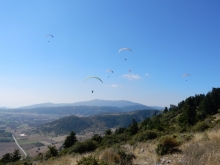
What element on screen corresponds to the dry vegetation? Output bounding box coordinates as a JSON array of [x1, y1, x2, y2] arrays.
[[34, 127, 220, 165]]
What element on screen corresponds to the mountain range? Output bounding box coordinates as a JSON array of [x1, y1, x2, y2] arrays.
[[17, 99, 164, 110], [10, 100, 163, 116]]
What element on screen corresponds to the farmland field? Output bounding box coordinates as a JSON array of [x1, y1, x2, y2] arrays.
[[0, 111, 63, 158]]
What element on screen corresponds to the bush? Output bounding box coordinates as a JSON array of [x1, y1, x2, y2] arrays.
[[77, 156, 99, 165], [176, 134, 193, 144], [135, 130, 158, 142], [156, 137, 180, 155], [192, 121, 209, 132], [117, 150, 135, 165], [100, 150, 121, 164], [69, 140, 98, 154], [100, 149, 135, 165], [44, 145, 58, 160], [77, 156, 109, 165]]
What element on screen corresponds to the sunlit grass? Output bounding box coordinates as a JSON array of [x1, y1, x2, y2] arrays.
[[32, 127, 220, 165]]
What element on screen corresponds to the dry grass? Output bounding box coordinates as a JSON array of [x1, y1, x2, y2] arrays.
[[180, 129, 220, 165], [33, 128, 220, 165], [36, 153, 95, 165]]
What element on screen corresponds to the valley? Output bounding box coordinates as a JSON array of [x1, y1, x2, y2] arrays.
[[0, 101, 159, 158]]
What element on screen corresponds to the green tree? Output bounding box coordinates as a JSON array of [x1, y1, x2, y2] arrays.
[[63, 131, 77, 148], [128, 119, 138, 135], [69, 140, 98, 154], [104, 129, 112, 135], [1, 153, 12, 163], [12, 149, 21, 162], [178, 104, 196, 127], [163, 107, 168, 113], [44, 145, 58, 159], [115, 127, 126, 135], [92, 134, 102, 143]]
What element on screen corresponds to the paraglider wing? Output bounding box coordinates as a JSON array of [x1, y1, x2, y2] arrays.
[[119, 48, 132, 52], [183, 74, 190, 81], [182, 74, 190, 77], [46, 34, 54, 38], [106, 70, 114, 73], [84, 76, 103, 83]]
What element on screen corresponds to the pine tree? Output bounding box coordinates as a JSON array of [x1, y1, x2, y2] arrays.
[[178, 104, 196, 127], [63, 131, 77, 148], [163, 107, 168, 113], [12, 149, 21, 162], [1, 153, 12, 163], [104, 129, 112, 135], [129, 119, 139, 135]]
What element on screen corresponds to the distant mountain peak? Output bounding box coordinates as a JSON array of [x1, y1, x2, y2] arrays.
[[15, 99, 163, 110]]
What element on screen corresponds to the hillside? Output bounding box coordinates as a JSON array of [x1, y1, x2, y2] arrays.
[[31, 109, 159, 135], [2, 88, 220, 165]]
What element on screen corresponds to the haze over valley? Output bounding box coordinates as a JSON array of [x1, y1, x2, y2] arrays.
[[0, 99, 161, 157]]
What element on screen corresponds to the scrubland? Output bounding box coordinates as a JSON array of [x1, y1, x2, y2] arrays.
[[34, 128, 220, 165]]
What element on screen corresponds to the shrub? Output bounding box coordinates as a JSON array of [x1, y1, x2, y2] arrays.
[[135, 130, 158, 142], [69, 140, 98, 154], [156, 137, 180, 155], [92, 134, 102, 143], [44, 145, 58, 160], [117, 150, 135, 165], [100, 150, 121, 164], [77, 156, 109, 165], [177, 134, 193, 144], [77, 156, 99, 165], [192, 121, 209, 132], [100, 149, 135, 165]]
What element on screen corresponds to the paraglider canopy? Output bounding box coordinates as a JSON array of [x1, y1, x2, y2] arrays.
[[183, 74, 190, 81], [182, 74, 190, 77], [106, 70, 113, 78], [119, 48, 132, 52], [84, 76, 103, 83], [106, 70, 114, 73], [46, 34, 54, 42], [46, 34, 54, 38]]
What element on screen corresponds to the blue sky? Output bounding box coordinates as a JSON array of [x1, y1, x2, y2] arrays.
[[0, 0, 220, 108]]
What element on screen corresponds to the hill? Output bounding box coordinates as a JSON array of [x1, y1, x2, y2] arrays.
[[32, 109, 159, 135], [13, 106, 123, 116], [2, 87, 220, 165]]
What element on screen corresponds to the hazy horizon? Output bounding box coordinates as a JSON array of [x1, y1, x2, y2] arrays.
[[2, 99, 164, 109]]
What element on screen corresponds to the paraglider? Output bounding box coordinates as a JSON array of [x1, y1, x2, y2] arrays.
[[84, 76, 103, 93], [46, 34, 54, 42], [84, 76, 103, 83], [106, 70, 114, 73], [106, 70, 114, 78], [119, 48, 132, 60], [46, 34, 54, 38], [183, 74, 190, 81], [183, 74, 190, 77], [119, 48, 132, 52]]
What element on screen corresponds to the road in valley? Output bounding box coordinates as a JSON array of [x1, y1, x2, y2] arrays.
[[12, 134, 27, 158]]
